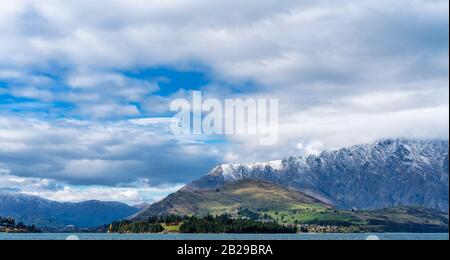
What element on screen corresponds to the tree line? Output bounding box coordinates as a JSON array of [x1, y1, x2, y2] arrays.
[[0, 216, 40, 233], [108, 214, 297, 234], [179, 214, 297, 234], [108, 220, 164, 233]]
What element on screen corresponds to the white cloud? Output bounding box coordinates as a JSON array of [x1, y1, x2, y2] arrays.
[[1, 0, 447, 85], [77, 103, 140, 119], [21, 183, 184, 205], [0, 0, 448, 202], [218, 88, 449, 164], [10, 87, 54, 102], [129, 117, 174, 126], [296, 141, 324, 157], [0, 173, 183, 204]]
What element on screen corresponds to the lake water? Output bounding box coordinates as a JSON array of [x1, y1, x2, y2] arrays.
[[0, 233, 448, 240]]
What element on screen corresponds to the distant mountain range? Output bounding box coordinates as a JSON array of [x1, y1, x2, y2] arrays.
[[186, 139, 449, 212], [0, 192, 139, 228]]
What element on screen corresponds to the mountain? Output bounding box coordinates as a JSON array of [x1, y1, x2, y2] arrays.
[[133, 179, 330, 220], [0, 192, 139, 228], [133, 179, 449, 233], [133, 203, 150, 210], [186, 139, 449, 212]]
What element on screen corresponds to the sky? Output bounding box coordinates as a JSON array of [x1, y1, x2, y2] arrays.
[[0, 0, 448, 204]]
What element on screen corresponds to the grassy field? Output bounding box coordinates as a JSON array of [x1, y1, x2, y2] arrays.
[[264, 207, 362, 225], [162, 223, 182, 233], [240, 206, 449, 233], [151, 206, 449, 233]]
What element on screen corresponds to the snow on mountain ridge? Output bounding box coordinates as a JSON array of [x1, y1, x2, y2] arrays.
[[212, 139, 448, 178], [212, 160, 285, 181], [195, 139, 449, 212]]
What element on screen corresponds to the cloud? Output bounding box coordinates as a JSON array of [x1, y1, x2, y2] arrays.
[[2, 0, 447, 107], [0, 0, 448, 202], [21, 183, 184, 205], [0, 173, 183, 204], [0, 116, 221, 186], [217, 87, 449, 163], [1, 1, 447, 119], [2, 1, 447, 86]]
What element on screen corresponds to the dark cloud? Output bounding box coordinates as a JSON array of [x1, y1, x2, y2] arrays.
[[0, 117, 221, 186]]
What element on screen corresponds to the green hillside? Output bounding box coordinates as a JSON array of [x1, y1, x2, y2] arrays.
[[133, 179, 330, 220], [132, 180, 449, 233]]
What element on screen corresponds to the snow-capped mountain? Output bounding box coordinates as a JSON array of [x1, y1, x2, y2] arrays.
[[186, 139, 449, 212]]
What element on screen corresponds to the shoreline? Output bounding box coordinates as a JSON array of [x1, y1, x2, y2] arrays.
[[1, 233, 448, 241]]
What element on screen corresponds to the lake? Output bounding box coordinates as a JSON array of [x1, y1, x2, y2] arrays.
[[0, 233, 448, 240]]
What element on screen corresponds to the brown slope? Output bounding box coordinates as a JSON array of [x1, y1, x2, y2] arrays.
[[133, 179, 330, 221]]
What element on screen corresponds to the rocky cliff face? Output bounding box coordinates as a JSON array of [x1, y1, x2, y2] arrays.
[[186, 139, 449, 212]]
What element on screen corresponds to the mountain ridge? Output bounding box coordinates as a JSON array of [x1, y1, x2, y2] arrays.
[[0, 192, 139, 228], [186, 139, 449, 212]]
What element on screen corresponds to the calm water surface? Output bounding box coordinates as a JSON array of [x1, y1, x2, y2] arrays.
[[0, 233, 448, 240]]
